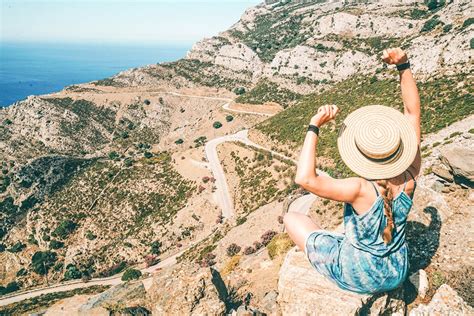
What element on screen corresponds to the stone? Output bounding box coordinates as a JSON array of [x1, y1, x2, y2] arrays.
[[430, 180, 445, 193], [277, 247, 405, 315], [409, 284, 473, 315], [409, 269, 429, 299], [440, 147, 474, 187], [260, 290, 279, 314], [432, 165, 454, 182], [146, 263, 226, 315]]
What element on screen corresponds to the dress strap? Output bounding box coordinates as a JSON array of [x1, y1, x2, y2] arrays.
[[405, 169, 417, 190], [369, 181, 380, 197]]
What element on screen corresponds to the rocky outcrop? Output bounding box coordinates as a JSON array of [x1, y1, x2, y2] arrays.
[[146, 264, 227, 315], [440, 147, 474, 187], [277, 247, 405, 315], [410, 284, 474, 315]]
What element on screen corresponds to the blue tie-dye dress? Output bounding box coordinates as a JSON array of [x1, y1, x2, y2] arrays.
[[305, 179, 415, 294]]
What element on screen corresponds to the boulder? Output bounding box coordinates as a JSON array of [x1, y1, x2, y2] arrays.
[[146, 263, 226, 315], [440, 147, 474, 187], [431, 165, 454, 183], [409, 284, 473, 315], [277, 247, 405, 315]]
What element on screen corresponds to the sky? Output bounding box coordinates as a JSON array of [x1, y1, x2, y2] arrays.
[[0, 0, 261, 44]]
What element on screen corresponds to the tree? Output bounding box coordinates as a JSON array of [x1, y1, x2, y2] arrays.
[[144, 152, 153, 159], [49, 240, 64, 249], [225, 115, 234, 122], [233, 87, 246, 95], [175, 138, 184, 145], [213, 121, 223, 129], [31, 251, 57, 275], [52, 220, 77, 239], [121, 268, 142, 281], [64, 264, 82, 280], [143, 99, 151, 105], [8, 242, 26, 253], [108, 151, 120, 160]]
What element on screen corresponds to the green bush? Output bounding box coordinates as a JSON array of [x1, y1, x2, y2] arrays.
[[233, 87, 246, 95], [144, 151, 153, 159], [49, 240, 64, 249], [226, 243, 241, 257], [121, 268, 142, 281], [86, 230, 97, 240], [470, 38, 474, 49], [462, 17, 474, 29], [8, 242, 26, 253], [421, 16, 443, 32], [64, 264, 82, 280], [52, 220, 77, 239], [0, 281, 20, 295], [442, 24, 452, 33], [108, 151, 120, 160], [16, 268, 27, 277], [225, 115, 234, 122], [235, 79, 301, 108], [213, 121, 223, 129], [31, 251, 57, 275], [150, 240, 162, 255]]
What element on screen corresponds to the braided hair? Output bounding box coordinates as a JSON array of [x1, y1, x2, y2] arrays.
[[376, 180, 394, 244]]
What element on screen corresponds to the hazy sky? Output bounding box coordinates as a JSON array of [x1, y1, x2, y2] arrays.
[[0, 0, 261, 44]]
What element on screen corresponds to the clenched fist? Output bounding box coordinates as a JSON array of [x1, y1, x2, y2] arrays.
[[382, 47, 408, 66], [311, 104, 339, 127]]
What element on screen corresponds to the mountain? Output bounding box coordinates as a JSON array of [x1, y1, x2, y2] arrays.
[[0, 0, 473, 314]]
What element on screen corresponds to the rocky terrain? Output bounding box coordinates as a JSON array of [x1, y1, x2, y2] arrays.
[[1, 0, 473, 314]]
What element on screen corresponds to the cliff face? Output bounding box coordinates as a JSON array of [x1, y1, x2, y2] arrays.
[[1, 0, 473, 314]]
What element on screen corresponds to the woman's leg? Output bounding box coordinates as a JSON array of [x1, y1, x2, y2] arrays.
[[283, 212, 320, 253]]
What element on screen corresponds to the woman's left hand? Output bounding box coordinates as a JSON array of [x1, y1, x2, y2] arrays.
[[310, 104, 339, 127]]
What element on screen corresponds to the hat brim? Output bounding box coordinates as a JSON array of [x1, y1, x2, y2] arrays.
[[337, 105, 418, 180]]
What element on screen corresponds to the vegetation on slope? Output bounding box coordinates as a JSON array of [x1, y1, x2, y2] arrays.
[[235, 79, 302, 108], [257, 74, 473, 177]]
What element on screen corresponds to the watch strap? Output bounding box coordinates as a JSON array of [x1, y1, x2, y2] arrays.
[[307, 124, 319, 136], [396, 61, 410, 71]]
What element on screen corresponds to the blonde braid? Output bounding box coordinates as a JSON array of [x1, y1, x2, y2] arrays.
[[376, 180, 394, 244]]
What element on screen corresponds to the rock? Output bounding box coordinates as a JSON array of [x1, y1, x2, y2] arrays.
[[146, 263, 226, 315], [260, 290, 279, 314], [78, 281, 149, 314], [409, 284, 473, 315], [430, 180, 445, 193], [440, 147, 474, 187], [432, 165, 454, 183], [44, 295, 108, 316], [277, 247, 405, 315], [409, 269, 429, 299]]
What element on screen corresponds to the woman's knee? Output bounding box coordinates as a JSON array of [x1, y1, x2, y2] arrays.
[[283, 212, 296, 229]]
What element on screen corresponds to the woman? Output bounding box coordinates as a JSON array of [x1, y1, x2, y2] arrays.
[[284, 47, 421, 294]]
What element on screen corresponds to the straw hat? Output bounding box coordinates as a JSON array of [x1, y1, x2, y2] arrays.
[[337, 105, 418, 180]]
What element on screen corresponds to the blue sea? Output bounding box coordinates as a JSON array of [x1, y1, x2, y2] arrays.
[[0, 41, 191, 107]]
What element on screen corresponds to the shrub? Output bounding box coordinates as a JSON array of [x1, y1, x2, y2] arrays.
[[8, 242, 26, 253], [31, 251, 57, 275], [266, 233, 295, 259], [3, 119, 13, 125], [198, 252, 216, 267], [233, 87, 246, 95], [253, 241, 263, 250], [121, 268, 142, 281], [202, 176, 210, 183], [64, 265, 82, 280], [99, 261, 126, 277], [143, 99, 151, 105], [213, 121, 223, 129], [144, 151, 153, 159], [86, 230, 97, 240], [421, 16, 443, 33], [16, 268, 27, 277], [236, 216, 247, 225], [260, 230, 278, 246], [150, 240, 161, 255], [175, 138, 184, 145], [426, 0, 445, 11], [49, 240, 64, 249], [277, 215, 284, 224], [471, 38, 474, 49], [243, 246, 256, 255], [442, 24, 452, 33], [0, 281, 20, 295], [462, 18, 474, 29], [225, 115, 234, 122], [52, 220, 77, 239], [0, 244, 6, 252], [226, 243, 241, 257], [108, 151, 120, 160], [158, 97, 164, 105]]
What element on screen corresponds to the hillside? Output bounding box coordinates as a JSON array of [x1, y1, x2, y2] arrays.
[[1, 0, 473, 314]]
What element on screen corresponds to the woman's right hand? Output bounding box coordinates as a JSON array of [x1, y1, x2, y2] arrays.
[[310, 104, 339, 127], [382, 47, 408, 65]]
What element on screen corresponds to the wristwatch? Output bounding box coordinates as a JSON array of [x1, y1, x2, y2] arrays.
[[396, 61, 410, 71]]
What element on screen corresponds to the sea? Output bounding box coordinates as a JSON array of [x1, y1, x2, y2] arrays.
[[0, 41, 192, 107]]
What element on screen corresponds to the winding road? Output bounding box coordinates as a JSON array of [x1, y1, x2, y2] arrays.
[[0, 93, 317, 307]]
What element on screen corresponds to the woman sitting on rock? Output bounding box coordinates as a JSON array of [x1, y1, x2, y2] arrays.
[[284, 47, 421, 294]]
